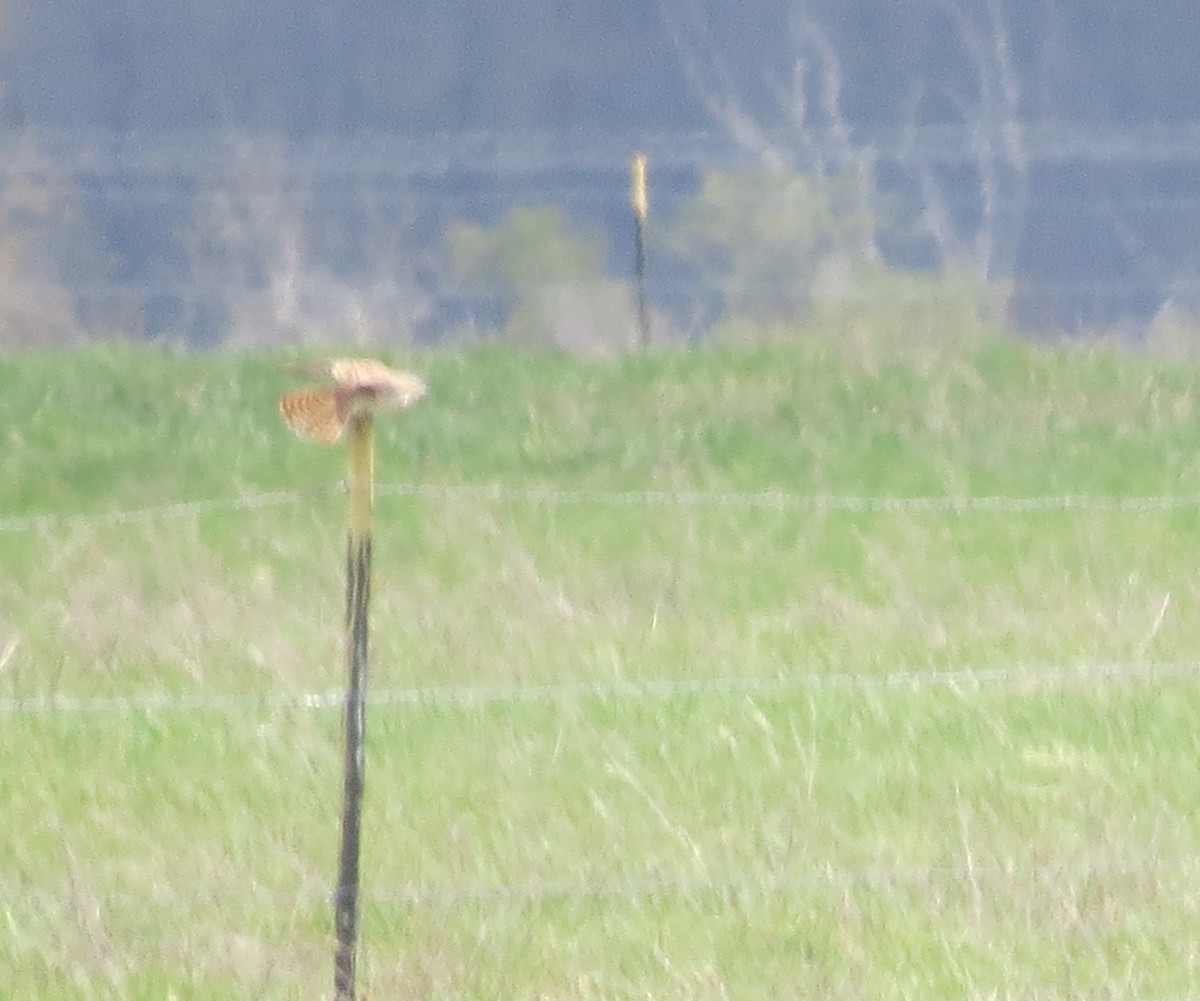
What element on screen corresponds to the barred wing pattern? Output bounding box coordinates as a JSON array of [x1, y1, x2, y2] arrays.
[[279, 386, 351, 444], [279, 357, 426, 444]]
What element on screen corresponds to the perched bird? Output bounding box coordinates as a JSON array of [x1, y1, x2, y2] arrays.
[[279, 358, 426, 444]]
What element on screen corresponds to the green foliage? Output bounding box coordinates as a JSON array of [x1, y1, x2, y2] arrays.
[[801, 261, 1009, 356], [1143, 298, 1200, 357], [0, 130, 117, 347], [667, 168, 878, 325], [449, 205, 624, 350], [667, 167, 1015, 348], [7, 341, 1200, 997], [450, 205, 607, 292]]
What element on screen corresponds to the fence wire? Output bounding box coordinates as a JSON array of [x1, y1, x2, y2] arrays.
[[4, 851, 1195, 913], [6, 482, 1200, 713], [3, 659, 1198, 717], [6, 486, 1199, 998], [5, 481, 1200, 535]]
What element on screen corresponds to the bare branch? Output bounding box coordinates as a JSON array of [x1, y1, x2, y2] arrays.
[[656, 0, 786, 169], [930, 0, 1028, 285], [900, 83, 966, 267], [794, 15, 880, 260]]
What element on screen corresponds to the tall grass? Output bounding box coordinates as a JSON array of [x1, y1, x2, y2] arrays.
[[3, 333, 1200, 998]]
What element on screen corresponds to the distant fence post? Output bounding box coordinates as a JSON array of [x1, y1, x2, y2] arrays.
[[279, 358, 427, 1001], [631, 152, 651, 349]]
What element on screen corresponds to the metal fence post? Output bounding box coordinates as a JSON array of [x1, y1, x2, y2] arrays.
[[279, 358, 426, 1001]]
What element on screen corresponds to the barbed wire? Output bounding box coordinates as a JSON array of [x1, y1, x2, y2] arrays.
[[373, 483, 1200, 514], [362, 853, 1200, 909], [3, 659, 1197, 717], [5, 851, 1194, 1000], [4, 851, 1194, 913], [7, 486, 1199, 715], [0, 484, 339, 534], [5, 481, 1200, 536]]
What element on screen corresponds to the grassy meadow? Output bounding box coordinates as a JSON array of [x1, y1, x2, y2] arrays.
[[3, 329, 1200, 999]]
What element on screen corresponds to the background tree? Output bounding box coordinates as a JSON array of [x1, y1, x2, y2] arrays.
[[667, 168, 877, 327], [180, 132, 435, 346], [3, 1, 1200, 342], [449, 206, 634, 353], [0, 129, 116, 347]]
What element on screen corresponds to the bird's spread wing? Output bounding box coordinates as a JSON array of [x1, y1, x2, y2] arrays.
[[279, 385, 351, 444], [280, 358, 426, 443]]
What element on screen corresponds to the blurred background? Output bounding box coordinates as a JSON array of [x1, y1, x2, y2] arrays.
[[9, 8, 1200, 997], [2, 0, 1200, 351]]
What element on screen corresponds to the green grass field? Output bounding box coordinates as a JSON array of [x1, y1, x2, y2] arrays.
[[4, 330, 1200, 999]]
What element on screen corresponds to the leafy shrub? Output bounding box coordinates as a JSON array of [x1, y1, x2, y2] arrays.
[[449, 205, 634, 353]]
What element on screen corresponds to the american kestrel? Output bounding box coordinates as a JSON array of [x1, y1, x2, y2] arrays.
[[279, 358, 426, 444]]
